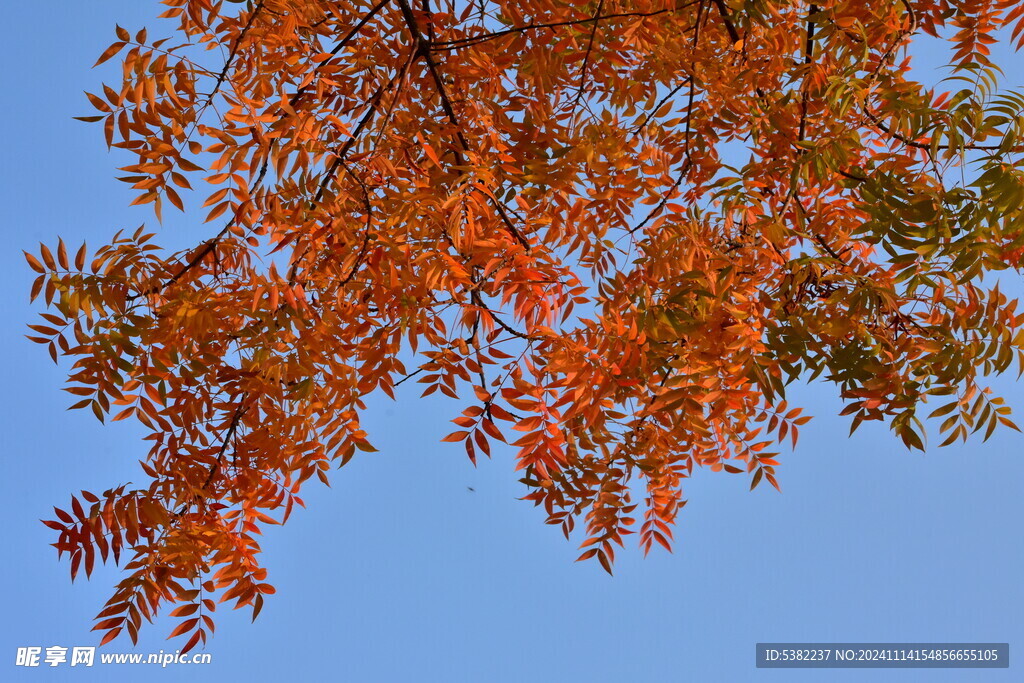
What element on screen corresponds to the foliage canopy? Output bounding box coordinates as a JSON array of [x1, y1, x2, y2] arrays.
[[27, 0, 1024, 650]]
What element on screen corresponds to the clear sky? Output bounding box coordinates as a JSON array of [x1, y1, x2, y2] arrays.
[[1, 3, 1022, 682]]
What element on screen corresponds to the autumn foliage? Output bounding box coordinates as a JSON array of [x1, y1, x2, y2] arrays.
[[26, 0, 1024, 650]]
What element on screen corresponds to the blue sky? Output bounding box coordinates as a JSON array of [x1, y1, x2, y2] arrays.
[[1, 3, 1022, 681]]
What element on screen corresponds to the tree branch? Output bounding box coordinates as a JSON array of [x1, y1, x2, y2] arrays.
[[430, 4, 700, 51], [206, 2, 266, 106], [572, 0, 605, 111], [796, 4, 818, 147]]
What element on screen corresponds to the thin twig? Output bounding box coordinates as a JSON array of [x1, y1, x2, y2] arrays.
[[431, 4, 700, 51], [572, 0, 606, 111]]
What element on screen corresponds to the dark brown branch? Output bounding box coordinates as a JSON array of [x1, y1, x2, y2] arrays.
[[572, 0, 605, 111], [372, 47, 418, 148], [630, 3, 705, 234], [396, 0, 468, 160], [836, 167, 867, 182], [284, 83, 390, 286], [422, 0, 435, 44], [631, 79, 691, 137], [629, 159, 692, 235], [129, 153, 272, 302], [143, 3, 274, 302], [471, 290, 537, 341], [206, 2, 266, 105], [710, 0, 741, 43], [850, 0, 1002, 154], [430, 4, 700, 51], [315, 84, 389, 205], [336, 160, 375, 288], [290, 0, 393, 105], [491, 197, 532, 251], [173, 397, 250, 521], [200, 400, 249, 492], [791, 190, 850, 262], [397, 0, 531, 251], [864, 107, 1003, 152], [796, 4, 818, 147], [394, 366, 427, 386]]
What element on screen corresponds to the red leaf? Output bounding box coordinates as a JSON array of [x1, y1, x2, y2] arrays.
[[180, 629, 203, 655], [167, 618, 199, 639], [169, 603, 199, 618], [441, 430, 470, 442], [99, 628, 122, 647]]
